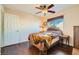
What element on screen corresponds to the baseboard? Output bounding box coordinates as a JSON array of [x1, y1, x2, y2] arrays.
[[60, 43, 73, 48], [2, 41, 28, 48]]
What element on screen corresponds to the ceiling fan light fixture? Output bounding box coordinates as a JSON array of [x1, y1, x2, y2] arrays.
[[42, 9, 48, 13], [35, 4, 55, 15]]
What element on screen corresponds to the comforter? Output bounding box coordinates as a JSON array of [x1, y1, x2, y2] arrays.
[[28, 31, 61, 51]]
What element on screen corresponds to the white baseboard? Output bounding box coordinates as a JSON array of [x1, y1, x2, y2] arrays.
[[2, 40, 28, 47]]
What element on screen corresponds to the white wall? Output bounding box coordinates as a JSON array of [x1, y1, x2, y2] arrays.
[[47, 5, 79, 46], [0, 5, 4, 47], [0, 5, 2, 54], [3, 8, 40, 46], [0, 5, 4, 54], [0, 5, 2, 48]]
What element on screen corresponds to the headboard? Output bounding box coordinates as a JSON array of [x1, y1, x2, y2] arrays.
[[47, 27, 60, 31], [47, 27, 63, 35]]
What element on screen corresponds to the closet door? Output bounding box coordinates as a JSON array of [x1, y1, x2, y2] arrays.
[[4, 13, 20, 46], [74, 26, 79, 49]]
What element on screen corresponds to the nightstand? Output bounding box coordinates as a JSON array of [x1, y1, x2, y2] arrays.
[[59, 35, 70, 46]]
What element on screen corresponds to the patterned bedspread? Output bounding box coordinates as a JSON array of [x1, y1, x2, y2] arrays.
[[28, 31, 61, 51]]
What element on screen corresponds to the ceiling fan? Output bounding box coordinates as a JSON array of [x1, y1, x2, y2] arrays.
[[35, 4, 55, 16]]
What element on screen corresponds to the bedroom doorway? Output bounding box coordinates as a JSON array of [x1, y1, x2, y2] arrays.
[[74, 26, 79, 49]]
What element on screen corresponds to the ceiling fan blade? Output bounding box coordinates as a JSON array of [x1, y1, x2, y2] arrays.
[[35, 11, 42, 14], [35, 7, 42, 10], [48, 10, 55, 13], [48, 4, 54, 9]]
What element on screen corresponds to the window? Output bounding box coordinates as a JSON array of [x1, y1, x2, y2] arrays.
[[47, 16, 64, 31]]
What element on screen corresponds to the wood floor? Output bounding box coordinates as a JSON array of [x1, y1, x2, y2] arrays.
[[1, 42, 73, 55], [72, 48, 79, 55]]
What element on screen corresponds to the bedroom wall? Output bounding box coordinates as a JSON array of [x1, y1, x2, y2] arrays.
[[0, 5, 2, 48], [0, 5, 4, 46], [0, 5, 2, 54], [3, 7, 40, 46], [0, 5, 4, 54], [47, 5, 79, 46]]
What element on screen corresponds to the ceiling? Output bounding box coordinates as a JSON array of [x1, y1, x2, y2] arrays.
[[4, 4, 75, 17]]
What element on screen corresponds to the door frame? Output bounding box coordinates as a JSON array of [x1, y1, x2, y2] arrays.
[[73, 26, 79, 48]]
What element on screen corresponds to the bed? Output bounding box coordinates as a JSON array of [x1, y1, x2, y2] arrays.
[[28, 27, 63, 54]]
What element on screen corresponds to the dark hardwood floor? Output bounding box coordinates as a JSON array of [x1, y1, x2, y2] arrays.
[[1, 42, 73, 55]]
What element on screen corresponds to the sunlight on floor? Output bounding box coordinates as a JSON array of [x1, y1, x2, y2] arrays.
[[72, 48, 79, 55]]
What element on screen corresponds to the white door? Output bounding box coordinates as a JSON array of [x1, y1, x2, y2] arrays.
[[4, 13, 20, 46]]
